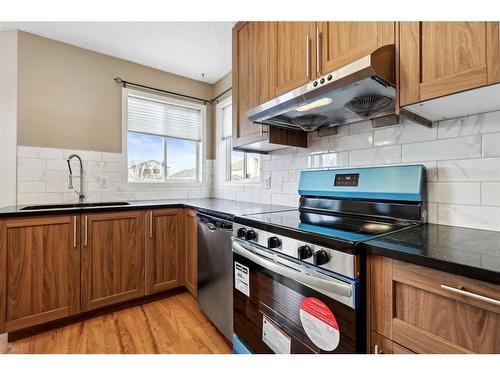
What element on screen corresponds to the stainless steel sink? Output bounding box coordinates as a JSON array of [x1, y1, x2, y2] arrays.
[[20, 202, 131, 210]]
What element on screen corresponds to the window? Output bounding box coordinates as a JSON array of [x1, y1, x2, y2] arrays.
[[218, 98, 260, 182], [125, 90, 203, 183]]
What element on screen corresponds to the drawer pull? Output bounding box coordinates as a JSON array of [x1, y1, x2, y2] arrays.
[[374, 344, 383, 355], [441, 284, 500, 306], [73, 216, 77, 248]]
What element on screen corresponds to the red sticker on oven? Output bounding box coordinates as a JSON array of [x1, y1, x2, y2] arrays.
[[299, 297, 340, 351]]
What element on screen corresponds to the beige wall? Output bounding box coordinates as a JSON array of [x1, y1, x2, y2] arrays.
[[17, 31, 214, 153]]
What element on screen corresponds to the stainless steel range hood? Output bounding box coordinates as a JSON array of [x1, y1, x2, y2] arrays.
[[247, 44, 431, 132]]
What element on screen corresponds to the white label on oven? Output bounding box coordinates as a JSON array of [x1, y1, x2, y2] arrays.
[[234, 262, 250, 297], [299, 297, 340, 351], [262, 316, 291, 354]]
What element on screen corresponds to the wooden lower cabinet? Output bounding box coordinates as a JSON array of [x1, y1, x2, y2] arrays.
[[184, 209, 198, 297], [368, 255, 500, 353], [0, 215, 80, 333], [146, 208, 184, 294], [81, 211, 146, 311]]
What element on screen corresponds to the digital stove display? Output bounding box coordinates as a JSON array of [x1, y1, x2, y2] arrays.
[[334, 173, 359, 187]]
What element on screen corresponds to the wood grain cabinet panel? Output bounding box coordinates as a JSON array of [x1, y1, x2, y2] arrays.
[[146, 208, 183, 294], [274, 21, 316, 95], [0, 216, 80, 332], [368, 255, 500, 354], [184, 209, 198, 297], [81, 211, 145, 311], [400, 21, 500, 105], [318, 22, 395, 75]]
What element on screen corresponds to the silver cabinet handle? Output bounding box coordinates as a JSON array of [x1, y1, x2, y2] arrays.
[[84, 215, 88, 246], [441, 284, 500, 306], [374, 344, 383, 355], [305, 34, 310, 78], [73, 216, 77, 248], [149, 211, 153, 238], [316, 27, 321, 75], [233, 240, 352, 298]]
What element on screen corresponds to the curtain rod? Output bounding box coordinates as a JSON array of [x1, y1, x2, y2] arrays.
[[114, 77, 232, 105]]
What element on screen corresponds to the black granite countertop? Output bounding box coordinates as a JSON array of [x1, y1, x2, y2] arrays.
[[361, 223, 500, 285], [0, 198, 294, 221]]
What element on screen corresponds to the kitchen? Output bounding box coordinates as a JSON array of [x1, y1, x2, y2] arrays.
[[0, 0, 499, 371]]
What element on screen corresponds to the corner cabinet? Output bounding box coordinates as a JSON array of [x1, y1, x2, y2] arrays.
[[232, 22, 307, 152], [368, 255, 500, 354], [0, 216, 80, 332], [146, 208, 184, 294], [400, 22, 500, 105], [81, 211, 146, 311]]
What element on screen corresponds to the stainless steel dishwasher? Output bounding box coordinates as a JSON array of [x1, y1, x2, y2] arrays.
[[197, 212, 233, 341]]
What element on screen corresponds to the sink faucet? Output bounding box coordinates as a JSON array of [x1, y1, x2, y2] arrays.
[[66, 153, 85, 203]]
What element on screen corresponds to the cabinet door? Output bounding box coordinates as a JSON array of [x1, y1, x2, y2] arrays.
[[274, 22, 316, 95], [318, 22, 394, 75], [81, 211, 145, 311], [400, 22, 500, 105], [184, 209, 197, 297], [146, 208, 183, 294], [0, 215, 80, 332], [232, 22, 274, 147], [369, 255, 500, 354]]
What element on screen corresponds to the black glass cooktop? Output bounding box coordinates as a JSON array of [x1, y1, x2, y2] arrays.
[[240, 209, 415, 243]]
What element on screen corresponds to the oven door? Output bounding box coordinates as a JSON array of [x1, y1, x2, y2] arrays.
[[232, 240, 362, 354]]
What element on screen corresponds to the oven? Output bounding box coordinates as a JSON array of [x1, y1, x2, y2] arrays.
[[232, 238, 362, 354]]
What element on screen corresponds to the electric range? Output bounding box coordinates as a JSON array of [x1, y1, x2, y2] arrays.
[[231, 165, 426, 354]]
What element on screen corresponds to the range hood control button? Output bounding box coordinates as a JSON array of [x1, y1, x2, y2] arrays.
[[327, 74, 333, 81], [313, 250, 330, 266], [237, 228, 247, 239], [267, 236, 282, 249], [245, 229, 257, 241], [320, 78, 325, 84], [298, 245, 313, 260], [313, 81, 318, 87]]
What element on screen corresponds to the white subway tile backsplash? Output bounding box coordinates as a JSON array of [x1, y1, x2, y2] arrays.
[[349, 145, 401, 166], [482, 132, 500, 157], [374, 122, 437, 147], [427, 182, 481, 205], [18, 181, 46, 193], [437, 158, 500, 182], [437, 111, 500, 139], [437, 204, 500, 232], [481, 183, 500, 206], [402, 136, 481, 162], [330, 132, 373, 152]]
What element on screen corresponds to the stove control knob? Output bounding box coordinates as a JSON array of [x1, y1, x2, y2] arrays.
[[245, 229, 257, 241], [298, 245, 313, 260], [313, 250, 330, 266], [267, 236, 282, 249], [237, 227, 247, 239]]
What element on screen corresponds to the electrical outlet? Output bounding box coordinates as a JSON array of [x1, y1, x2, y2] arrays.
[[264, 175, 271, 189], [99, 176, 108, 188]]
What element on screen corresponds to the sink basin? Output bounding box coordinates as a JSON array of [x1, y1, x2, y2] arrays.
[[20, 202, 131, 210]]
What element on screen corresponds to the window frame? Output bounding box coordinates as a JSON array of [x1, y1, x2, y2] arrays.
[[216, 96, 261, 185], [122, 88, 206, 185]]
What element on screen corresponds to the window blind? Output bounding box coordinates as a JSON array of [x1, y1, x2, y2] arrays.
[[128, 95, 202, 141], [222, 103, 232, 139]]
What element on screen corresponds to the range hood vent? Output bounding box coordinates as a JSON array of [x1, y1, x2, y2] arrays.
[[247, 44, 432, 132]]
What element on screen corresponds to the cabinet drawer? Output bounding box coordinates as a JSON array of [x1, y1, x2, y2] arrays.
[[391, 260, 500, 353]]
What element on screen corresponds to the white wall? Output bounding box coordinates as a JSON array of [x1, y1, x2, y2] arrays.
[[0, 30, 18, 207], [214, 110, 500, 232]]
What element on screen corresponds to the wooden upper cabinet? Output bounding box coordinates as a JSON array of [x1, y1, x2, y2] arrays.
[[81, 210, 145, 311], [146, 208, 183, 295], [0, 216, 80, 332], [318, 22, 395, 75], [232, 21, 274, 147], [400, 22, 500, 105], [274, 22, 316, 95], [184, 209, 198, 297], [369, 255, 500, 354]]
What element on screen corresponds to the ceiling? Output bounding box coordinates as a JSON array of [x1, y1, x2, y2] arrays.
[[0, 22, 233, 83]]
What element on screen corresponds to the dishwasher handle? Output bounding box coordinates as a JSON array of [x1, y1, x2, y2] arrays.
[[232, 240, 353, 299]]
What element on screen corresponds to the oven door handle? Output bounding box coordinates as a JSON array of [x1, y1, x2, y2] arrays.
[[232, 241, 353, 298]]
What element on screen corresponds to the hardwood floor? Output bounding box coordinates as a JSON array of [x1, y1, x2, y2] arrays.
[[0, 291, 232, 354]]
